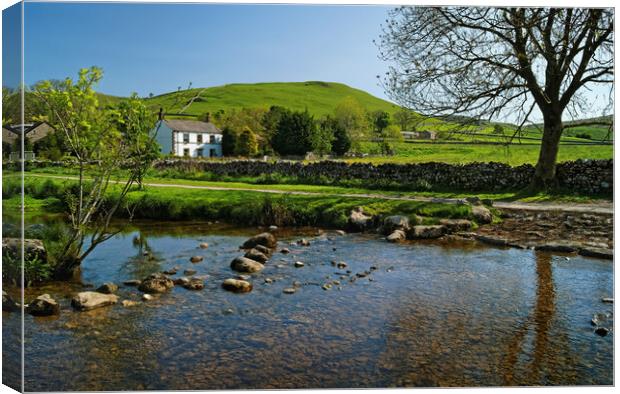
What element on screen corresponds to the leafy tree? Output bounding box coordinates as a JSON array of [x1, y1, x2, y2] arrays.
[[32, 67, 156, 277], [334, 97, 370, 152], [272, 109, 316, 156], [112, 94, 160, 189], [379, 7, 613, 189], [371, 110, 391, 133], [221, 126, 237, 156], [321, 116, 351, 156], [377, 124, 402, 155], [311, 119, 335, 156], [236, 127, 258, 157], [493, 124, 505, 135], [393, 108, 416, 131]]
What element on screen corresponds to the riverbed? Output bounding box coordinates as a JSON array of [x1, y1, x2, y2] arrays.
[[2, 220, 614, 390]]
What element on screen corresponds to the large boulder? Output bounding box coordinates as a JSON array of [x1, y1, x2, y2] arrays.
[[386, 230, 406, 243], [138, 273, 175, 293], [409, 225, 447, 239], [472, 206, 493, 224], [26, 294, 60, 316], [230, 257, 264, 273], [244, 248, 269, 263], [2, 238, 47, 262], [439, 219, 473, 232], [71, 291, 118, 311], [2, 291, 19, 312], [222, 278, 253, 293], [241, 233, 277, 249], [348, 207, 373, 232], [382, 215, 412, 235]]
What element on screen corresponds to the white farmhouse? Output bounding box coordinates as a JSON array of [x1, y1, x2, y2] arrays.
[[154, 118, 223, 158]]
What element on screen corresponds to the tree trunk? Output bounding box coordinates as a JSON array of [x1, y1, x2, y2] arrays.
[[531, 111, 563, 190]]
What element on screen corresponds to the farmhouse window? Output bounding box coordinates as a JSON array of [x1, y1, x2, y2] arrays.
[[183, 148, 190, 157], [197, 148, 203, 157], [197, 134, 203, 144], [209, 135, 216, 144], [183, 133, 190, 143]]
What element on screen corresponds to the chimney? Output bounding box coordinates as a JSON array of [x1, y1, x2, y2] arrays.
[[205, 112, 211, 123], [158, 108, 164, 120]]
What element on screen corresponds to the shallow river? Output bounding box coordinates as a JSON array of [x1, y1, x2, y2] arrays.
[[2, 221, 614, 390]]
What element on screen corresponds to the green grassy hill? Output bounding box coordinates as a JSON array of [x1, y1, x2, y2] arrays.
[[143, 81, 402, 118]]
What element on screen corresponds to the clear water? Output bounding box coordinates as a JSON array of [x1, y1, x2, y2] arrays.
[[2, 221, 613, 390]]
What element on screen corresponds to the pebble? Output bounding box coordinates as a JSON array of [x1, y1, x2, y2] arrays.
[[264, 278, 274, 284], [332, 280, 341, 286], [122, 300, 139, 307], [142, 294, 154, 301], [293, 281, 302, 288], [337, 262, 348, 269], [595, 327, 610, 336], [190, 256, 204, 263], [322, 284, 332, 291], [297, 239, 311, 246], [199, 242, 209, 249], [294, 261, 305, 268], [237, 275, 250, 280], [283, 288, 296, 294], [602, 298, 614, 303], [184, 269, 197, 276], [281, 248, 291, 254], [123, 280, 142, 286], [223, 308, 234, 315]]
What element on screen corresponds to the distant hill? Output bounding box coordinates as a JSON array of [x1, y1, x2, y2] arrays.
[[142, 81, 402, 118]]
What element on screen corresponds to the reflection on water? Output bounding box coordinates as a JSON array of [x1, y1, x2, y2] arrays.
[[2, 221, 613, 390]]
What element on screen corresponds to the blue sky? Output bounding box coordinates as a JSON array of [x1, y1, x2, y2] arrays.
[[18, 2, 392, 99]]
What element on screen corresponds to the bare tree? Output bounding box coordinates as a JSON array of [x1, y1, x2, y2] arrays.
[[379, 7, 613, 188]]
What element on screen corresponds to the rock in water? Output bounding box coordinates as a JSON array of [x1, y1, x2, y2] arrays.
[[386, 230, 406, 243], [122, 300, 139, 307], [222, 278, 253, 293], [297, 239, 311, 246], [244, 248, 269, 263], [174, 277, 191, 286], [294, 261, 305, 268], [595, 327, 610, 336], [472, 206, 493, 224], [241, 232, 277, 249], [138, 273, 175, 293], [348, 208, 373, 232], [71, 292, 118, 311], [184, 269, 197, 276], [269, 225, 278, 231], [382, 215, 411, 235], [409, 225, 447, 239], [2, 291, 19, 312], [142, 294, 154, 301], [199, 242, 209, 249], [601, 298, 614, 303], [26, 294, 60, 316], [254, 244, 272, 255], [182, 278, 205, 290], [96, 282, 118, 294], [2, 238, 47, 262], [190, 256, 204, 263], [280, 248, 291, 254], [230, 256, 264, 273], [439, 219, 473, 232], [282, 288, 296, 294], [123, 279, 142, 286], [335, 230, 346, 236]]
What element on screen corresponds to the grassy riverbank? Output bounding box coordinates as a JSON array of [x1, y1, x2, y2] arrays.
[[6, 176, 478, 228]]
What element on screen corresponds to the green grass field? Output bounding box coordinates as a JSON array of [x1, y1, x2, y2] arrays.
[[355, 141, 613, 165]]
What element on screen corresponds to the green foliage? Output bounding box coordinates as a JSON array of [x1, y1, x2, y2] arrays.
[[575, 132, 592, 139], [236, 127, 259, 157], [334, 97, 370, 151], [221, 126, 237, 156], [320, 116, 349, 156], [393, 108, 416, 131], [493, 124, 505, 135], [2, 252, 53, 286], [371, 110, 391, 133], [272, 109, 317, 156]]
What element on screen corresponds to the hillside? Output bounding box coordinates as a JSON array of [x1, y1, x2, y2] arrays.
[[143, 81, 402, 118]]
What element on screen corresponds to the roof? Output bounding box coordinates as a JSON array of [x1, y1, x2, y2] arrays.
[[4, 122, 51, 136], [162, 119, 221, 134]]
